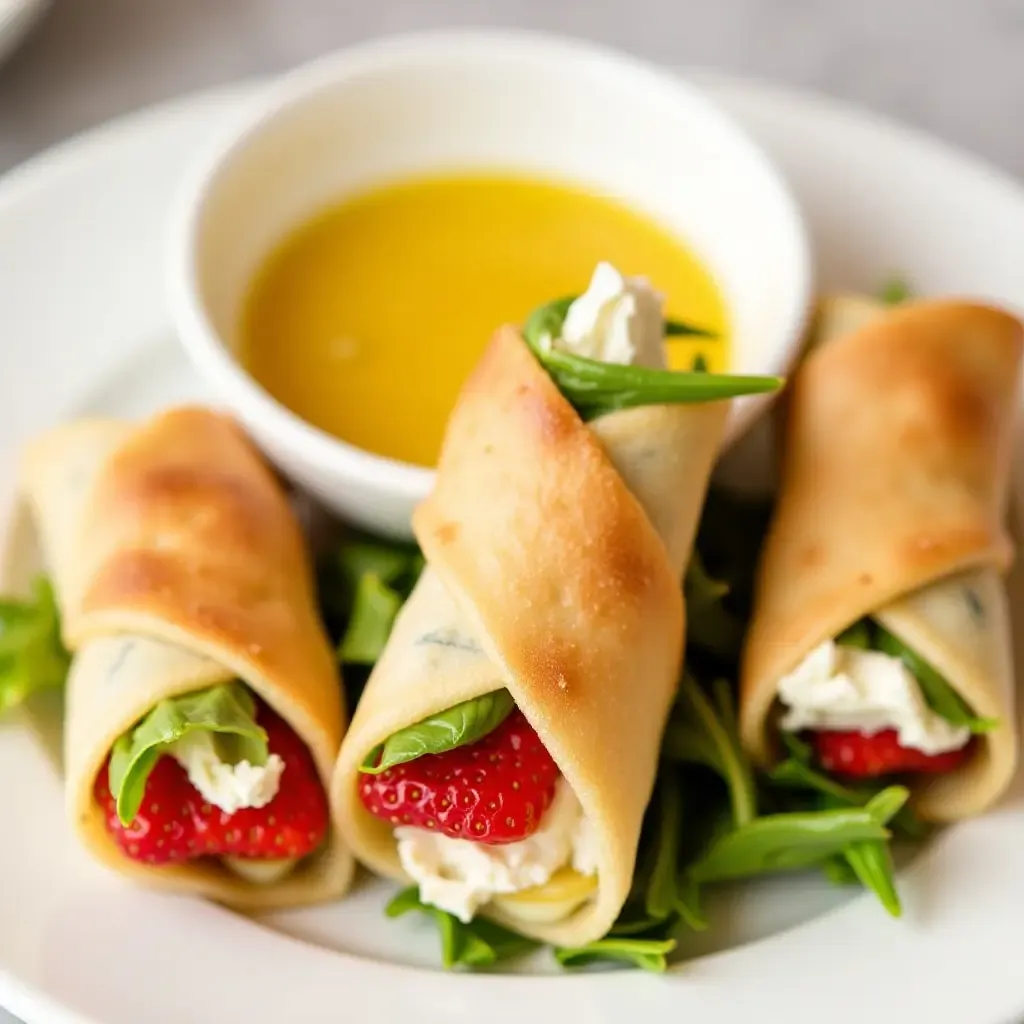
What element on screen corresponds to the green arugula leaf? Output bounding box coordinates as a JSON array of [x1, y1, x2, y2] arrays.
[[826, 788, 908, 918], [554, 938, 677, 973], [527, 341, 783, 420], [684, 552, 744, 662], [693, 491, 774, 622], [328, 540, 424, 665], [385, 887, 536, 969], [673, 873, 708, 932], [769, 733, 928, 839], [608, 907, 668, 937], [691, 805, 892, 882], [318, 537, 423, 640], [521, 298, 781, 420], [821, 855, 860, 886], [644, 770, 684, 920], [664, 676, 757, 827], [665, 318, 717, 339], [842, 839, 901, 916], [879, 277, 911, 305], [522, 295, 574, 347], [360, 689, 515, 773], [0, 576, 70, 717], [835, 618, 872, 650], [338, 573, 404, 664], [873, 622, 995, 733], [108, 682, 268, 825]]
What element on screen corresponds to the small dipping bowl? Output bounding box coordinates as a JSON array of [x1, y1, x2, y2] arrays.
[[168, 29, 812, 539]]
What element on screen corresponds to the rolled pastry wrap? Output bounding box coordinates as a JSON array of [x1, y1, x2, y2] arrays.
[[333, 327, 728, 946], [741, 300, 1023, 821], [19, 406, 354, 908]]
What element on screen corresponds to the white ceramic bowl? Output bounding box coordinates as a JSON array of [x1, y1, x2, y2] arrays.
[[168, 30, 812, 539]]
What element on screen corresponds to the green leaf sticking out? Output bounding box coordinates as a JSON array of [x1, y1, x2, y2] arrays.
[[553, 938, 677, 973], [329, 540, 425, 666], [360, 689, 515, 774], [0, 576, 70, 717], [385, 887, 537, 969], [873, 622, 996, 733], [521, 298, 782, 420], [108, 682, 268, 826]]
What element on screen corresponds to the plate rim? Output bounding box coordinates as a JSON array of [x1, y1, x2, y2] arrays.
[[3, 67, 1024, 1024]]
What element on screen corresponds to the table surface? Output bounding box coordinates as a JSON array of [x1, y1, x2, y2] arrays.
[[1, 0, 1023, 1020]]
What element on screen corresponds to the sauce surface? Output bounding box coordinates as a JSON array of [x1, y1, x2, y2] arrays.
[[242, 173, 730, 466]]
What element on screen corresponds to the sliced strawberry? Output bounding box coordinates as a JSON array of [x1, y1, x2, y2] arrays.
[[811, 728, 973, 778], [359, 709, 559, 844], [94, 704, 328, 866]]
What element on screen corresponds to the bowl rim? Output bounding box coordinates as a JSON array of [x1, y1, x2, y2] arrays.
[[166, 27, 813, 500]]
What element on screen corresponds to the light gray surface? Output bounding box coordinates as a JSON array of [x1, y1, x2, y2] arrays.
[[0, 1, 1021, 1021], [2, 0, 1024, 177]]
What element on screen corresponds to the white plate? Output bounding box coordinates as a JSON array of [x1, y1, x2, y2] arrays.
[[2, 73, 1024, 1024]]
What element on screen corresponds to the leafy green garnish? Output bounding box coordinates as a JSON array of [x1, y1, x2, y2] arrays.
[[690, 792, 904, 882], [386, 887, 537, 969], [684, 552, 744, 663], [830, 617, 993, 734], [770, 731, 928, 840], [821, 855, 860, 886], [527, 343, 783, 420], [0, 576, 70, 717], [108, 682, 268, 825], [836, 789, 905, 917], [673, 873, 708, 932], [879, 277, 911, 305], [330, 540, 424, 665], [663, 676, 756, 827], [521, 298, 782, 421], [690, 352, 709, 372], [692, 491, 774, 628], [665, 319, 716, 339], [553, 938, 677, 973], [360, 689, 515, 774], [643, 770, 684, 920], [873, 622, 995, 733], [835, 619, 872, 650], [522, 295, 715, 346], [339, 573, 405, 665]]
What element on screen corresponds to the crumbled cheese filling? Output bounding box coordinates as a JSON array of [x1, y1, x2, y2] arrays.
[[170, 730, 285, 815], [546, 261, 666, 369], [396, 779, 599, 923], [778, 640, 970, 755]]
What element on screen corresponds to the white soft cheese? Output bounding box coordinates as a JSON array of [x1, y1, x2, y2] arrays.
[[169, 731, 286, 815], [396, 779, 598, 923], [550, 261, 667, 369], [778, 640, 970, 755]]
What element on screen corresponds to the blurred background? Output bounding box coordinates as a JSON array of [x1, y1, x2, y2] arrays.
[[1, 0, 1023, 176]]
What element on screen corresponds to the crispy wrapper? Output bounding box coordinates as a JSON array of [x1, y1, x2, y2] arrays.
[[741, 301, 1023, 820], [334, 328, 727, 945], [20, 407, 353, 907]]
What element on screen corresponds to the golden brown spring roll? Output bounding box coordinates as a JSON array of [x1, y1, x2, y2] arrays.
[[20, 406, 353, 907], [741, 301, 1022, 821], [334, 327, 727, 946]]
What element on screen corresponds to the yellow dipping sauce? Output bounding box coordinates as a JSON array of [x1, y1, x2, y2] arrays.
[[242, 173, 730, 467]]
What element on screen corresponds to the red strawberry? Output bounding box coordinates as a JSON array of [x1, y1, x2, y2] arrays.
[[812, 728, 973, 778], [359, 709, 559, 844], [94, 704, 328, 866]]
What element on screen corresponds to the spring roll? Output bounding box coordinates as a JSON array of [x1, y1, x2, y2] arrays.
[[20, 406, 353, 907], [741, 300, 1022, 821], [334, 317, 727, 946]]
